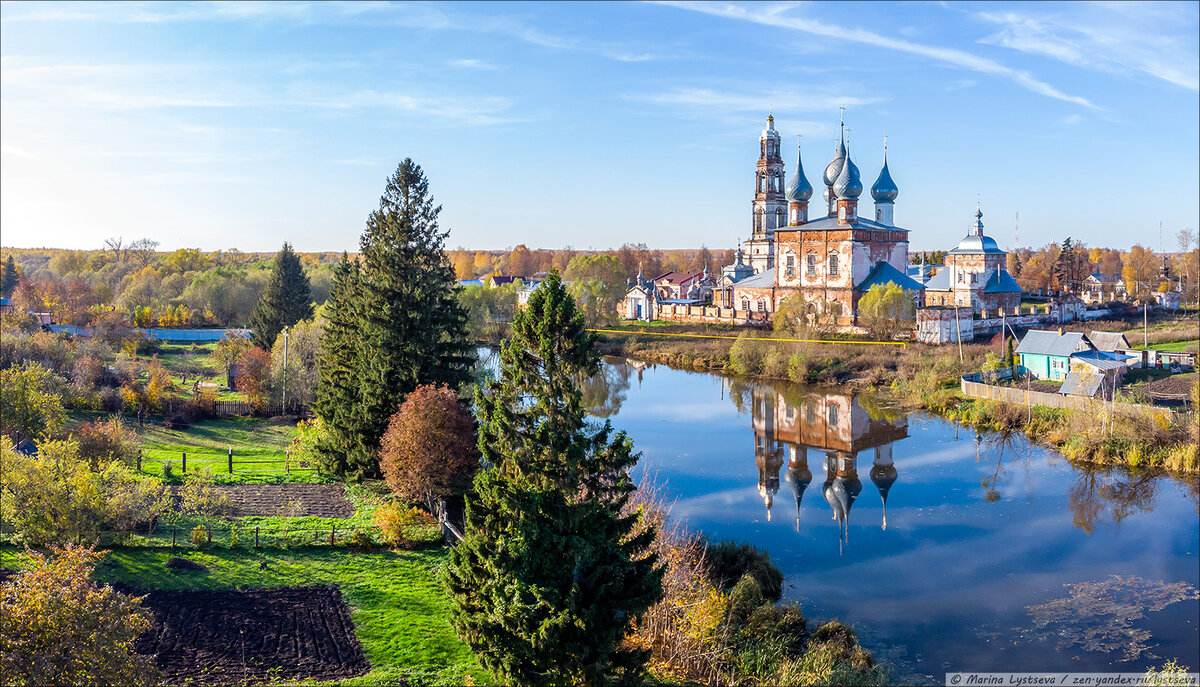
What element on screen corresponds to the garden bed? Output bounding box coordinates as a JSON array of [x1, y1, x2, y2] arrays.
[[173, 483, 355, 518], [128, 585, 370, 684]]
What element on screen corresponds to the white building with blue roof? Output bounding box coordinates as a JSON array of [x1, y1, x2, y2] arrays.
[[922, 205, 1023, 315]]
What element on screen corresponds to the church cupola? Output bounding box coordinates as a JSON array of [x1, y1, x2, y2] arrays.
[[785, 137, 813, 226], [871, 136, 898, 226], [823, 136, 846, 217], [752, 112, 787, 237], [832, 146, 862, 225]]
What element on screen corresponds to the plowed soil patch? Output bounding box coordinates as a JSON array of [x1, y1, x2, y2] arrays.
[[174, 483, 355, 518], [131, 585, 369, 684]]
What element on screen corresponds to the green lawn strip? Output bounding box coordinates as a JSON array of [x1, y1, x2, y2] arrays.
[[0, 545, 491, 686], [1145, 339, 1199, 352]]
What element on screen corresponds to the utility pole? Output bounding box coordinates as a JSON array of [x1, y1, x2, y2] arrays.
[[953, 304, 964, 362], [1143, 302, 1148, 349]]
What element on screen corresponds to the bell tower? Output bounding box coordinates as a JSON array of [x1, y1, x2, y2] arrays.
[[746, 112, 785, 273]]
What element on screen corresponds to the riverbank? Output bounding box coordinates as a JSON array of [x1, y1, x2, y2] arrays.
[[594, 321, 1199, 474]]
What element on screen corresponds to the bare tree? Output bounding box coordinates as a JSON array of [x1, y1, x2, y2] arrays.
[[103, 237, 127, 263], [127, 239, 160, 268]]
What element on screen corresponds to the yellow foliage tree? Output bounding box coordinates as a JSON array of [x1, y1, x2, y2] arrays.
[[0, 544, 160, 687]]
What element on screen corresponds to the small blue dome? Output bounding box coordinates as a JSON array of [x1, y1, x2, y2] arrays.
[[832, 149, 862, 199], [823, 139, 846, 186], [871, 158, 898, 202], [785, 144, 813, 202]]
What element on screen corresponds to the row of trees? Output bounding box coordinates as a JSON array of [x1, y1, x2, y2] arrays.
[[1008, 234, 1198, 303], [449, 243, 735, 283]]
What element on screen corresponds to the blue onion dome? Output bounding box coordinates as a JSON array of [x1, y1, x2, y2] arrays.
[[823, 138, 846, 186], [785, 145, 814, 202], [871, 157, 898, 202], [832, 148, 862, 199]]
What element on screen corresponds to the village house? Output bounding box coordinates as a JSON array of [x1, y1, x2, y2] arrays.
[[1080, 273, 1125, 303], [1015, 330, 1097, 381], [1015, 329, 1135, 385]]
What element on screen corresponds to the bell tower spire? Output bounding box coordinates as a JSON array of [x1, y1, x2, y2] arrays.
[[746, 111, 785, 273]]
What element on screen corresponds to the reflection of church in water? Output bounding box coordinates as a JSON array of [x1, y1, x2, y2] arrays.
[[748, 386, 907, 553]]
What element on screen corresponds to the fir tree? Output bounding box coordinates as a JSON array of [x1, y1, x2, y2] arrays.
[[249, 243, 312, 349], [1, 256, 18, 298], [313, 253, 362, 476], [446, 272, 663, 686], [350, 159, 473, 475]]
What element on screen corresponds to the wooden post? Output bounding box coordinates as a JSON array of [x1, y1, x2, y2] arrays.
[[171, 528, 176, 548], [137, 449, 142, 472], [285, 450, 290, 474], [330, 525, 335, 546], [182, 452, 187, 473], [228, 446, 233, 474], [254, 526, 259, 548]]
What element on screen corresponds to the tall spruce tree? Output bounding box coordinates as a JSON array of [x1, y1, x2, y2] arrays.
[[313, 252, 362, 476], [349, 159, 474, 475], [249, 242, 312, 349], [1, 256, 18, 298], [446, 271, 663, 685]]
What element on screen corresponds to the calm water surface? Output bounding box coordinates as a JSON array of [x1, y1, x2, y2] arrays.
[[577, 357, 1199, 683]]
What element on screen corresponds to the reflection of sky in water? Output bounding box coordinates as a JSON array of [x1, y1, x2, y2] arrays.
[[603, 362, 1200, 682]]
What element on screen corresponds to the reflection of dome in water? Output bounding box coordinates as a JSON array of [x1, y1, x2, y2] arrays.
[[784, 464, 813, 531], [757, 447, 784, 522], [870, 464, 898, 530]]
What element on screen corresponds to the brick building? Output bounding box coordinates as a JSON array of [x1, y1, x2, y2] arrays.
[[921, 205, 1022, 315]]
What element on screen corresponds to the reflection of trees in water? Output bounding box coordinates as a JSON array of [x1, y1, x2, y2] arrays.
[[577, 358, 633, 418], [1069, 467, 1160, 535], [977, 430, 1034, 504]]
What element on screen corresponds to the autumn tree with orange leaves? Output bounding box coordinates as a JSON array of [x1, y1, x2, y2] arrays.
[[379, 383, 479, 510]]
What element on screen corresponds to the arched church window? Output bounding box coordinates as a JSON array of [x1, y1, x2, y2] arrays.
[[829, 251, 839, 277], [776, 208, 786, 228], [784, 254, 795, 279], [828, 403, 839, 427], [806, 252, 816, 278], [741, 296, 750, 311], [757, 298, 768, 312]]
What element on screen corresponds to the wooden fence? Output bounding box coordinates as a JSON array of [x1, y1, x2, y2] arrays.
[[136, 449, 317, 476], [960, 372, 1186, 423], [81, 523, 374, 549]]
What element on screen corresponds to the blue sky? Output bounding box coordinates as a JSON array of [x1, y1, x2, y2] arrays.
[[2, 1, 1197, 254]]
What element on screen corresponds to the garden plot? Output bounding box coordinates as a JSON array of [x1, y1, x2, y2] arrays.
[[132, 585, 370, 683], [180, 483, 355, 518]]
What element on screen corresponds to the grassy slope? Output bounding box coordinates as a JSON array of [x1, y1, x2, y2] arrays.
[[0, 545, 489, 687]]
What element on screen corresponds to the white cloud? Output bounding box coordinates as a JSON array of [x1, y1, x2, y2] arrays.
[[974, 5, 1199, 91], [660, 1, 1098, 109], [625, 87, 884, 113], [449, 58, 501, 70]]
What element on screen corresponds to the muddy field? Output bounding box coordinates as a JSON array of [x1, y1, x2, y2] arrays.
[[131, 585, 370, 684], [174, 483, 355, 518]]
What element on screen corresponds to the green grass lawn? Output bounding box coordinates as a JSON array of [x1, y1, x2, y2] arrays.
[[1146, 339, 1199, 352], [0, 545, 491, 687], [64, 414, 316, 484]]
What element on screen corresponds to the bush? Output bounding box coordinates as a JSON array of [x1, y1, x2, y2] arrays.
[[373, 502, 434, 549], [179, 479, 232, 526], [160, 458, 175, 479], [74, 417, 140, 468], [706, 539, 784, 601], [0, 545, 159, 687], [190, 524, 210, 548], [728, 333, 765, 376]]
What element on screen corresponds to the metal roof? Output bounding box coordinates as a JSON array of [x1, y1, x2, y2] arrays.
[[1059, 370, 1103, 397], [982, 269, 1023, 293], [733, 267, 776, 289], [948, 234, 1005, 255], [921, 268, 951, 291], [1070, 350, 1135, 371], [855, 261, 925, 293], [780, 214, 908, 232], [1015, 330, 1092, 357], [1087, 273, 1122, 284], [1087, 331, 1130, 352]]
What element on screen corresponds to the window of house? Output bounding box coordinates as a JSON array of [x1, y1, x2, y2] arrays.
[[757, 298, 768, 312], [806, 253, 816, 277], [970, 272, 978, 284], [741, 296, 750, 310], [829, 252, 839, 277], [785, 254, 795, 279]]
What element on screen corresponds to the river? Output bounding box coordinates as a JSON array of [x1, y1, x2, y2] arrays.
[[571, 356, 1200, 683]]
